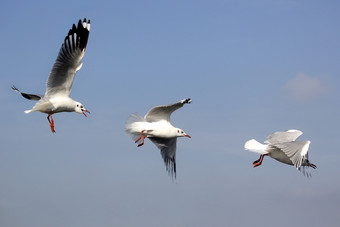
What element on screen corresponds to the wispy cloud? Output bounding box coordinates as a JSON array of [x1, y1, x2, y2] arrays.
[[285, 74, 328, 101]]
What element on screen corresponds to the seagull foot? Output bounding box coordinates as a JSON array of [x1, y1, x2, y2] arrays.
[[252, 154, 266, 168], [49, 120, 56, 133], [135, 130, 146, 143], [47, 112, 56, 133], [137, 135, 148, 147], [253, 162, 262, 168], [253, 156, 262, 165]]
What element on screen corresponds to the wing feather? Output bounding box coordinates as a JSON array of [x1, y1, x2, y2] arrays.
[[149, 137, 177, 178], [45, 19, 90, 97], [265, 129, 303, 144], [145, 98, 191, 122], [273, 141, 310, 169], [11, 85, 43, 101]]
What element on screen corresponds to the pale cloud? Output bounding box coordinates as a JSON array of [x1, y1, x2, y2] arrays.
[[285, 74, 328, 101]]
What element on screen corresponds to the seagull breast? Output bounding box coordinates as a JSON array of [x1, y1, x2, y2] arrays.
[[147, 121, 177, 138], [48, 97, 77, 113]]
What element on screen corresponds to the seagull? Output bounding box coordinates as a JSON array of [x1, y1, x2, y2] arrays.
[[244, 129, 317, 176], [12, 19, 91, 133], [125, 98, 192, 178]]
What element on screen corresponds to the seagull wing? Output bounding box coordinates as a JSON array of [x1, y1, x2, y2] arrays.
[[12, 86, 43, 101], [265, 129, 303, 144], [149, 137, 177, 178], [272, 140, 311, 169], [45, 19, 90, 97], [145, 98, 191, 122]]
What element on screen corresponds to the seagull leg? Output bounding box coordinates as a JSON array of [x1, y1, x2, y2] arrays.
[[137, 135, 148, 147], [253, 155, 263, 165], [47, 112, 55, 133], [135, 130, 146, 143], [253, 154, 267, 168]]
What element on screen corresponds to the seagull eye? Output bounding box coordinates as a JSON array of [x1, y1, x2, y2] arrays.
[[181, 131, 183, 133], [81, 105, 83, 108], [177, 130, 180, 133], [77, 104, 79, 107]]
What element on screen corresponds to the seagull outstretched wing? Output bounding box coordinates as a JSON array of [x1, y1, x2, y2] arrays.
[[265, 129, 303, 144], [149, 137, 177, 178], [145, 98, 191, 122], [272, 140, 311, 169], [45, 19, 90, 97]]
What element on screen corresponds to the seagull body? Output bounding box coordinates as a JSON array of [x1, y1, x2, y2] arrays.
[[244, 129, 316, 176], [127, 117, 182, 139], [12, 19, 91, 133], [125, 98, 192, 178]]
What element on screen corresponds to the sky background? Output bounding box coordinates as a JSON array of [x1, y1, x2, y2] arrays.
[[1, 0, 340, 226]]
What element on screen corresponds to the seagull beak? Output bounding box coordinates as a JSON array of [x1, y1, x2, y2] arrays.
[[82, 109, 90, 117], [185, 134, 191, 138]]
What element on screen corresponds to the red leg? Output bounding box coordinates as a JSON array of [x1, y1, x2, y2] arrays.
[[137, 135, 148, 147], [47, 112, 55, 133], [253, 155, 263, 165], [135, 130, 145, 143], [253, 154, 267, 168]]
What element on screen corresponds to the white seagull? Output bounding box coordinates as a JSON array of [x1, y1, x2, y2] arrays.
[[12, 18, 91, 133], [125, 98, 192, 178], [244, 129, 317, 176]]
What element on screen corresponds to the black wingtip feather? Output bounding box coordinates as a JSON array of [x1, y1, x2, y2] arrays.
[[173, 162, 177, 178], [165, 158, 177, 180], [77, 19, 82, 30], [61, 18, 90, 57], [11, 85, 42, 101]]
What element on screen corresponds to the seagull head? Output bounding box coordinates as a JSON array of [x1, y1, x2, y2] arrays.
[[75, 102, 90, 117], [176, 128, 191, 138]]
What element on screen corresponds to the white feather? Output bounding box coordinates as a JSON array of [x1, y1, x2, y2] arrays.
[[300, 140, 311, 157], [125, 113, 146, 141], [244, 139, 269, 155]]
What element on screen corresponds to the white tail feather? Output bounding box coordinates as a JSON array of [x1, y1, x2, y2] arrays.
[[24, 110, 32, 114], [125, 113, 146, 141], [244, 139, 268, 154]]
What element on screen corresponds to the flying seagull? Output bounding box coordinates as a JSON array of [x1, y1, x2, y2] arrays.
[[125, 98, 192, 178], [12, 18, 91, 133], [244, 129, 317, 176]]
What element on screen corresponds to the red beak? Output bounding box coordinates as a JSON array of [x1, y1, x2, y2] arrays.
[[82, 110, 90, 117], [185, 134, 191, 138]]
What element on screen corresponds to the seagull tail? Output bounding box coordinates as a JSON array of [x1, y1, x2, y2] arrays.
[[24, 110, 32, 114], [125, 113, 146, 140], [244, 139, 268, 154]]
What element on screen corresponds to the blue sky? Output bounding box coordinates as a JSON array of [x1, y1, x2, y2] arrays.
[[1, 0, 340, 226]]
